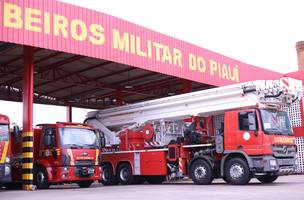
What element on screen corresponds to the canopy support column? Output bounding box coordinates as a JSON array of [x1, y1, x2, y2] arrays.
[[22, 46, 35, 191]]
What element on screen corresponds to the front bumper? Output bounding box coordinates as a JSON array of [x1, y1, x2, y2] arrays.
[[252, 156, 296, 175], [0, 164, 11, 183], [46, 166, 101, 183]]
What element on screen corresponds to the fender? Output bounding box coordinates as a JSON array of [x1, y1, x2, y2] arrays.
[[35, 159, 54, 181], [220, 150, 253, 176]]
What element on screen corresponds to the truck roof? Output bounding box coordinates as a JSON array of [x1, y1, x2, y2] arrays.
[[0, 114, 10, 124], [35, 122, 94, 129]]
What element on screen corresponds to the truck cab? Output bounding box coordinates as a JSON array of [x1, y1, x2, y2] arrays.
[[222, 108, 296, 184], [12, 122, 104, 189], [0, 114, 11, 186]]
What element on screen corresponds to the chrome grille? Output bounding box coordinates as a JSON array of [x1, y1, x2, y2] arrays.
[[272, 145, 296, 157], [75, 160, 94, 166]]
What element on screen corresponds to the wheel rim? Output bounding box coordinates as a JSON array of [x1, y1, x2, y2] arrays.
[[37, 171, 45, 184], [119, 168, 129, 181], [230, 163, 244, 179], [194, 165, 207, 179], [102, 169, 110, 181]]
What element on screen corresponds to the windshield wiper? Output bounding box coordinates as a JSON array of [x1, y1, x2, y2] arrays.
[[266, 128, 283, 135], [82, 144, 98, 149], [68, 144, 83, 149]]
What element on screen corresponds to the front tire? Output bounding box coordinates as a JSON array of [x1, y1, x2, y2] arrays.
[[78, 180, 93, 188], [35, 167, 50, 189], [224, 157, 251, 185], [190, 159, 214, 185], [257, 175, 278, 184], [100, 164, 118, 186], [117, 163, 134, 185]]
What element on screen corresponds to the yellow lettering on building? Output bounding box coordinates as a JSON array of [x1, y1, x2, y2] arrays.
[[153, 42, 163, 61], [3, 2, 23, 29], [53, 14, 68, 38], [136, 36, 147, 57], [209, 60, 239, 82], [147, 40, 152, 59], [25, 8, 41, 32], [209, 60, 217, 76], [188, 53, 197, 71], [89, 24, 105, 45], [173, 48, 183, 67], [70, 19, 87, 41], [130, 34, 136, 54], [197, 57, 206, 73], [44, 12, 51, 34], [162, 45, 172, 64], [113, 29, 130, 52]]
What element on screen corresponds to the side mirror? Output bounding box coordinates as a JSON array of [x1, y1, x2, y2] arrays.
[[13, 126, 20, 138], [43, 135, 52, 146], [100, 137, 106, 148], [52, 149, 58, 159], [248, 112, 257, 132]]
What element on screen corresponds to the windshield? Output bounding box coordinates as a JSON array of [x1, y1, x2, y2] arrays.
[[0, 124, 9, 141], [59, 128, 99, 148], [260, 109, 293, 136]]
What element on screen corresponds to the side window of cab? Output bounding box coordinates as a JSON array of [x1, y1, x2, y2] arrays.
[[238, 111, 257, 131], [43, 128, 56, 147]]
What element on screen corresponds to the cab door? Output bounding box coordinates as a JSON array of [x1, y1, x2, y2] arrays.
[[237, 110, 263, 155], [39, 126, 58, 166]]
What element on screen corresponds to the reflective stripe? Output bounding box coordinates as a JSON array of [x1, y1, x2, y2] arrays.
[[95, 149, 99, 165], [22, 152, 33, 158], [22, 173, 33, 180], [22, 163, 33, 169], [22, 141, 33, 148], [22, 132, 34, 137], [67, 149, 75, 165], [0, 141, 9, 163], [134, 152, 140, 175]]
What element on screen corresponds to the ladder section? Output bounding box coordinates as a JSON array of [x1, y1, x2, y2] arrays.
[[87, 78, 303, 129]]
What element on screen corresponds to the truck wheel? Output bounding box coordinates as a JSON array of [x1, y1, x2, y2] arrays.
[[101, 164, 118, 186], [117, 163, 134, 185], [224, 157, 251, 185], [257, 175, 278, 184], [190, 159, 214, 185], [35, 167, 50, 189], [146, 176, 166, 184], [78, 180, 94, 188]]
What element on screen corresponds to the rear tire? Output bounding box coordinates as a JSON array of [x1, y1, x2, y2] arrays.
[[78, 180, 93, 188], [257, 175, 278, 184], [117, 163, 134, 185], [100, 164, 118, 186], [190, 159, 214, 185], [35, 167, 50, 189], [224, 157, 251, 185], [146, 176, 166, 184]]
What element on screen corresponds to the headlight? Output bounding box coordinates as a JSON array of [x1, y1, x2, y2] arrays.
[[269, 159, 277, 166], [4, 165, 11, 176], [5, 157, 10, 163], [63, 167, 68, 171]]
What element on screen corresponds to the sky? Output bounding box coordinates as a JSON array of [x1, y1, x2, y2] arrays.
[[2, 0, 304, 126], [60, 0, 304, 73]]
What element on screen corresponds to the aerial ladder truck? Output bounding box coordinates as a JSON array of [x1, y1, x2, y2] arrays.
[[85, 77, 303, 185]]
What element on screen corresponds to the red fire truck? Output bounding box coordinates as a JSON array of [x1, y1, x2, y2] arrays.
[[86, 78, 303, 185], [9, 122, 104, 189], [0, 114, 13, 187]]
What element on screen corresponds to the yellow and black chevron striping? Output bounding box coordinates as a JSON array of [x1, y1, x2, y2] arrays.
[[22, 131, 34, 190]]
